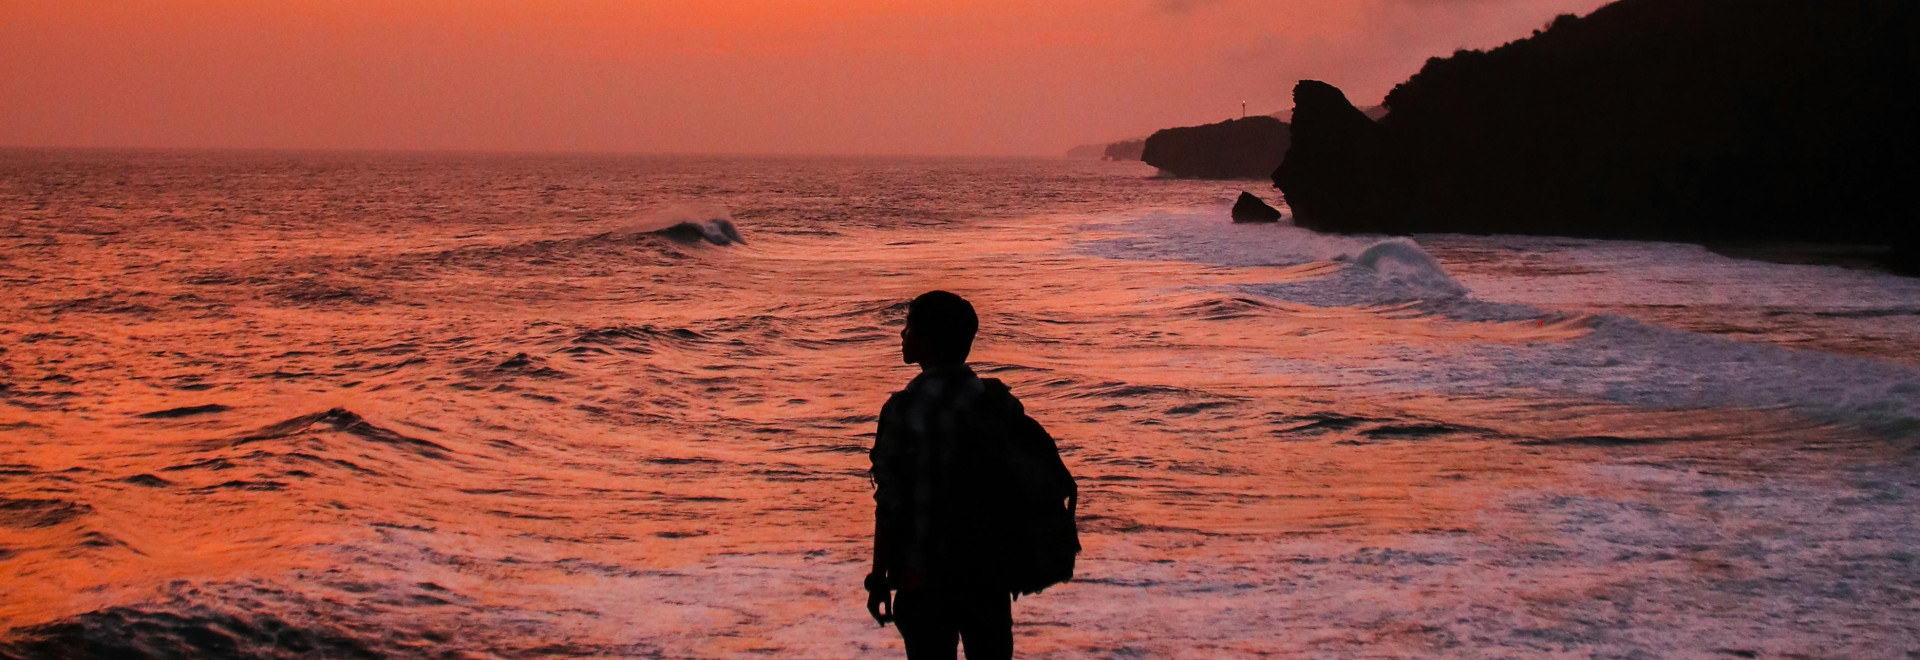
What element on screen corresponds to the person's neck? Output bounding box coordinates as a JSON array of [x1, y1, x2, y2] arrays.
[[918, 362, 969, 374]]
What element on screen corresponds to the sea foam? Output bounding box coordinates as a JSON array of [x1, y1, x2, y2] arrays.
[[1077, 206, 1920, 439]]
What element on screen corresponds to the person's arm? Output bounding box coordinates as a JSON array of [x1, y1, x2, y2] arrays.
[[866, 515, 895, 624], [871, 513, 893, 578], [866, 398, 899, 625]]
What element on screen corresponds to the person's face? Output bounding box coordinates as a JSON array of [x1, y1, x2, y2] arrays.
[[900, 322, 928, 365]]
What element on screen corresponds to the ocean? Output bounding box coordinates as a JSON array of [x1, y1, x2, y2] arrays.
[[2, 150, 1918, 657]]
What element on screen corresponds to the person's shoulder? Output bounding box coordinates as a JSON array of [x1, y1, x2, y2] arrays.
[[881, 388, 909, 413], [976, 377, 1025, 415], [880, 380, 922, 414]]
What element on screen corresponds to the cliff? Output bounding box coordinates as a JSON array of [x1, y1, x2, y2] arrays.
[[1272, 82, 1393, 231], [1141, 116, 1290, 179], [1065, 139, 1146, 161], [1104, 139, 1146, 162], [1274, 0, 1920, 265], [1065, 143, 1107, 159]]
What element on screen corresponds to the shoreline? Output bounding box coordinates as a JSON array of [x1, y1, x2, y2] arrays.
[[1704, 242, 1914, 276]]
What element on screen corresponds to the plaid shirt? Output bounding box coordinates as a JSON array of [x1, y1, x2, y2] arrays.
[[870, 364, 1019, 591]]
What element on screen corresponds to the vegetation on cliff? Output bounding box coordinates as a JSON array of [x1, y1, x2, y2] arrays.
[[1274, 0, 1918, 266]]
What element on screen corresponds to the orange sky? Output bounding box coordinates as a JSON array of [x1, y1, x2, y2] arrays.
[[0, 0, 1609, 156]]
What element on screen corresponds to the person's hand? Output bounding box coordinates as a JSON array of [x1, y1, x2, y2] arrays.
[[866, 587, 894, 626]]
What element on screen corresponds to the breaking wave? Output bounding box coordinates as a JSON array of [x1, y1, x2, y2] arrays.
[[1076, 207, 1920, 440], [1341, 238, 1468, 300], [627, 205, 746, 246]]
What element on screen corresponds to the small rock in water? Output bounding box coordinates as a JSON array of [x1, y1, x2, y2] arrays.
[[1230, 192, 1283, 223]]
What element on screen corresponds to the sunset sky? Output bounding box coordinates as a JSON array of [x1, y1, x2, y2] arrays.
[[1, 0, 1609, 156]]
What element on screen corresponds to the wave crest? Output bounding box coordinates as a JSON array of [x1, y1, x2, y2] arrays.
[[625, 205, 745, 246], [1342, 238, 1469, 300]]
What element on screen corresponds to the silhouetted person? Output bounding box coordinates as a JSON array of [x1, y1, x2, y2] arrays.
[[865, 291, 1079, 660]]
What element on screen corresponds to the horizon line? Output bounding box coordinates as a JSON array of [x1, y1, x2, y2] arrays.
[[0, 143, 1095, 160]]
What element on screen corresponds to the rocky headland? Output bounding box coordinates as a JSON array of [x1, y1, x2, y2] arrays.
[[1141, 116, 1290, 180], [1065, 138, 1146, 161], [1065, 143, 1107, 159], [1104, 139, 1146, 162], [1273, 0, 1919, 271]]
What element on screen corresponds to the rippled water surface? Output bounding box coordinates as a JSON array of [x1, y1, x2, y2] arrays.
[[3, 151, 1919, 658]]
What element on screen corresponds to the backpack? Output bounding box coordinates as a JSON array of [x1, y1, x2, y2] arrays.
[[973, 379, 1080, 596]]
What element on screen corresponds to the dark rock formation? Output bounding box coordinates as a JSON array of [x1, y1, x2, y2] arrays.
[[1272, 82, 1394, 232], [1067, 139, 1146, 161], [1065, 143, 1107, 159], [1895, 242, 1920, 276], [1274, 0, 1920, 261], [1280, 106, 1388, 122], [1104, 139, 1145, 162], [1142, 116, 1290, 179], [1231, 192, 1283, 223]]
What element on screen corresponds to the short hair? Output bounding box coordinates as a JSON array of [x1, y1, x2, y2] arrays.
[[907, 290, 978, 363]]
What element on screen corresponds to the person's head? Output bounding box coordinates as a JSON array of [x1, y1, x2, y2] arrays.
[[901, 290, 977, 366]]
